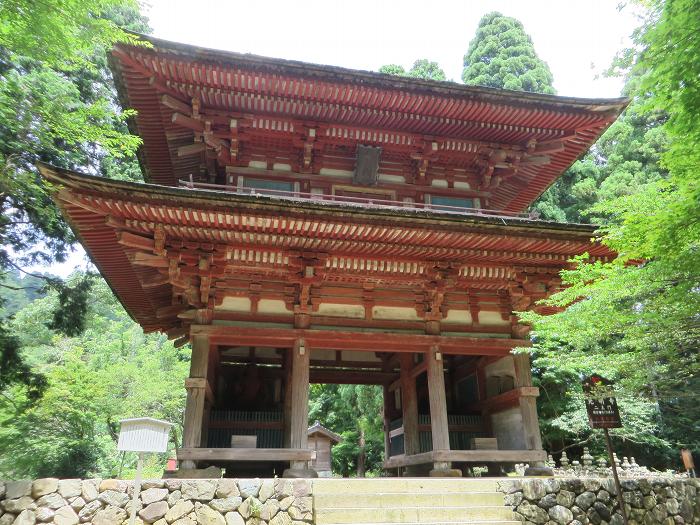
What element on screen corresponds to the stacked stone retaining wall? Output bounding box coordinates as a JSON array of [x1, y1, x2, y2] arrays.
[[498, 478, 700, 525], [0, 478, 312, 525]]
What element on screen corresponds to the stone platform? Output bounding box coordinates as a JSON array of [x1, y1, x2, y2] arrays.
[[1, 476, 698, 525]]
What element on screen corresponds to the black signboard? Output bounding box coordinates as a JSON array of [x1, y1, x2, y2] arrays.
[[582, 374, 622, 429]]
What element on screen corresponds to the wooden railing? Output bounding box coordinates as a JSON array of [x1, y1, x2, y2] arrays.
[[178, 179, 532, 220]]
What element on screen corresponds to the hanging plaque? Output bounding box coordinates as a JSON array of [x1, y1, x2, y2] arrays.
[[582, 374, 622, 429]]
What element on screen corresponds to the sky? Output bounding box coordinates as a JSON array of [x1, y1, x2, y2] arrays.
[[143, 0, 641, 98], [35, 0, 642, 278]]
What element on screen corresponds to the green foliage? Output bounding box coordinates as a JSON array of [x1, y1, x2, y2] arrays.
[[0, 0, 141, 70], [462, 12, 555, 94], [0, 0, 149, 396], [520, 0, 700, 465], [532, 87, 668, 223], [0, 278, 189, 478], [379, 59, 446, 81], [309, 384, 384, 476]]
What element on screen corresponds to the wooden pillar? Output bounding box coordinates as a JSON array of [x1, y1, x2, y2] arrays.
[[283, 348, 293, 448], [181, 334, 210, 470], [399, 354, 419, 457], [289, 338, 310, 470], [476, 357, 493, 435], [426, 346, 452, 473], [513, 352, 543, 451], [382, 385, 392, 461]]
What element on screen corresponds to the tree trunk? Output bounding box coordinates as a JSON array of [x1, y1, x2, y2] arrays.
[[357, 428, 366, 477]]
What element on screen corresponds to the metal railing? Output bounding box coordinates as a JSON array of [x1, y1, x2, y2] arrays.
[[178, 179, 532, 220]]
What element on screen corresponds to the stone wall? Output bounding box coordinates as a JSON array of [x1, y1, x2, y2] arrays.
[[499, 478, 700, 525], [0, 478, 312, 525]]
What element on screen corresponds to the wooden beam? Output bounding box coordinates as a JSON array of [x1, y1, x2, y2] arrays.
[[190, 325, 523, 355], [156, 304, 186, 319], [161, 94, 193, 115], [117, 231, 155, 251], [466, 386, 539, 413], [172, 112, 205, 132], [131, 252, 168, 268], [227, 166, 492, 199], [178, 143, 207, 157], [176, 448, 316, 462], [141, 273, 170, 288], [383, 452, 435, 468], [309, 370, 396, 385], [383, 449, 547, 468], [410, 360, 428, 379], [432, 449, 547, 463], [184, 377, 214, 405]]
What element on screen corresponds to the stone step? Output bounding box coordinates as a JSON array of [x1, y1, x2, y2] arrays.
[[312, 478, 499, 495], [316, 522, 520, 525], [314, 506, 515, 524], [314, 492, 505, 508]]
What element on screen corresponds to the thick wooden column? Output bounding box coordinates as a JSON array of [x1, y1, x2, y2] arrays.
[[382, 385, 391, 461], [513, 352, 543, 451], [289, 338, 310, 470], [181, 334, 210, 469], [426, 346, 453, 473], [283, 348, 293, 448], [399, 354, 419, 457]]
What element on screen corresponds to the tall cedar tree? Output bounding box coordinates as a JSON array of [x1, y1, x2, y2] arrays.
[[462, 12, 555, 94]]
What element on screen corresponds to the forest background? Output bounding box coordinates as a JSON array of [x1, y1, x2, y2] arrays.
[[0, 0, 697, 478]]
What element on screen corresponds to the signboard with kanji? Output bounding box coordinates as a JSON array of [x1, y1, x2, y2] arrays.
[[582, 375, 622, 429]]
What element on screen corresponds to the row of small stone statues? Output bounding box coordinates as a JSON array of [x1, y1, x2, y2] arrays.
[[515, 448, 676, 478]]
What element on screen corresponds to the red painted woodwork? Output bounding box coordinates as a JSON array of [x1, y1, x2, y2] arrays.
[[40, 163, 612, 338], [109, 35, 626, 213]]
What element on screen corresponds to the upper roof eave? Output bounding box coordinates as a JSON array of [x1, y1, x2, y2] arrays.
[[116, 33, 629, 114]]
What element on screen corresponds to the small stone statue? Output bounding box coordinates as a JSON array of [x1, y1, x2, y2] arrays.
[[613, 452, 621, 468], [560, 451, 570, 468], [622, 456, 631, 469], [597, 456, 608, 468], [547, 453, 555, 468], [582, 447, 594, 468], [630, 457, 639, 469]]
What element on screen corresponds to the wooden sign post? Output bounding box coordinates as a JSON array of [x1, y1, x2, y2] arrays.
[[681, 449, 696, 477], [582, 375, 628, 525]]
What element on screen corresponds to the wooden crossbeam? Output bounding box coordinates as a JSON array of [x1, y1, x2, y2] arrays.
[[383, 449, 546, 468], [190, 324, 525, 354], [161, 94, 192, 114], [176, 447, 316, 462]]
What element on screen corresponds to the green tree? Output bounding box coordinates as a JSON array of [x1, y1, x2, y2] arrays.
[[309, 384, 384, 476], [379, 59, 447, 81], [0, 1, 149, 396], [0, 278, 189, 478], [462, 12, 555, 94], [532, 77, 668, 223], [520, 0, 700, 466]]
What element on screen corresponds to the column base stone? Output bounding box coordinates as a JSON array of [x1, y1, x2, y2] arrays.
[[163, 466, 222, 479], [428, 468, 462, 477], [282, 468, 318, 478], [524, 466, 554, 477]]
